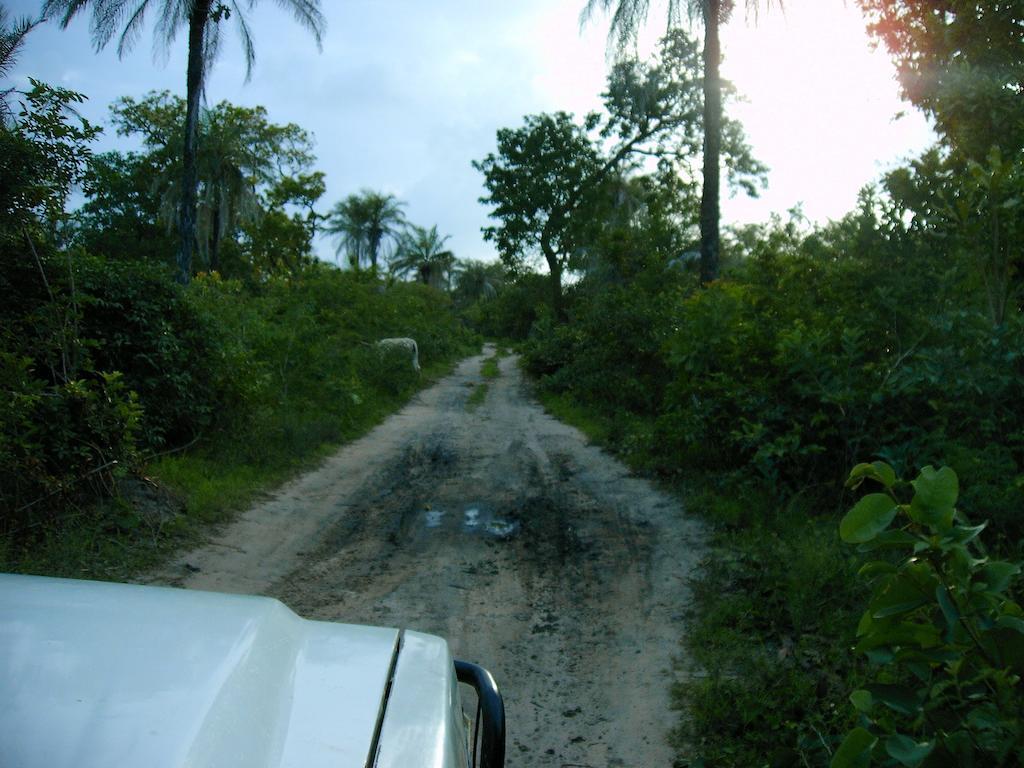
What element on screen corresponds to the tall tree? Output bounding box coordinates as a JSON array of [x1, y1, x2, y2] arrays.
[[858, 0, 1024, 160], [42, 0, 325, 284], [391, 224, 456, 290], [582, 0, 781, 284], [860, 1, 1024, 325], [85, 91, 320, 277], [475, 30, 763, 315], [324, 190, 406, 271], [453, 260, 505, 305]]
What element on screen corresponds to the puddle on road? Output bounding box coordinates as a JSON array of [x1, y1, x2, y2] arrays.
[[483, 519, 518, 539], [419, 503, 519, 540], [464, 503, 519, 540]]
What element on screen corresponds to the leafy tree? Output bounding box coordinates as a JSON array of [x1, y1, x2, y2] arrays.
[[43, 0, 325, 284], [858, 0, 1024, 160], [582, 0, 782, 284], [178, 106, 260, 273], [1, 80, 101, 239], [475, 111, 601, 315], [1, 79, 143, 526], [237, 170, 325, 278], [475, 30, 762, 315], [391, 224, 455, 290], [72, 150, 176, 264], [883, 147, 1024, 327], [324, 190, 406, 272], [857, 1, 1024, 325], [85, 91, 319, 277], [453, 259, 505, 305]]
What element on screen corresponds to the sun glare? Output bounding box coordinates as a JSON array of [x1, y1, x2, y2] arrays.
[[530, 0, 935, 228], [722, 0, 935, 224]]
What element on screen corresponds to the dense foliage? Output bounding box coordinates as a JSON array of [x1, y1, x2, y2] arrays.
[[512, 196, 1024, 763], [0, 71, 477, 576], [474, 2, 1024, 763], [834, 463, 1023, 767], [475, 29, 763, 315]]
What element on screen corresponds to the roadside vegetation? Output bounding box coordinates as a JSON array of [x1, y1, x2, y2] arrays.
[[0, 25, 477, 579], [467, 3, 1024, 766], [3, 1, 1023, 766]]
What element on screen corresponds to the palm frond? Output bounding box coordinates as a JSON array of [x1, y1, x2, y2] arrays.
[[230, 0, 257, 80], [41, 0, 91, 29], [115, 0, 152, 58], [0, 8, 41, 79], [273, 0, 324, 49]]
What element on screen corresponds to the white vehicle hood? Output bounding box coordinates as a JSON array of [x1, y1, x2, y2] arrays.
[[0, 574, 467, 768]]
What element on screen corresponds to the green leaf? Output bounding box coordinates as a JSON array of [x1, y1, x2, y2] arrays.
[[979, 561, 1020, 593], [856, 622, 940, 652], [842, 494, 899, 544], [848, 461, 897, 489], [996, 615, 1024, 634], [864, 647, 894, 665], [935, 586, 960, 635], [866, 683, 921, 715], [908, 495, 955, 529], [850, 689, 873, 713], [884, 734, 934, 767], [942, 522, 987, 545], [859, 529, 919, 551], [859, 561, 898, 578], [831, 728, 877, 768], [910, 465, 958, 511], [870, 573, 930, 619]]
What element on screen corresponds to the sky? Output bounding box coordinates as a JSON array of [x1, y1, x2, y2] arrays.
[[9, 0, 935, 264]]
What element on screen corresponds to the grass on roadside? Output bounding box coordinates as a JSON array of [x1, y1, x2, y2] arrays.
[[536, 391, 614, 445], [7, 355, 472, 581], [670, 479, 866, 767], [529, 387, 868, 766]]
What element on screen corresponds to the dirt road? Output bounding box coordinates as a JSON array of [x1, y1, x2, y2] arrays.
[[147, 345, 705, 767]]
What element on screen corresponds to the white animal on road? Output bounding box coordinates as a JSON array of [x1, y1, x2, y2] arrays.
[[376, 337, 420, 372]]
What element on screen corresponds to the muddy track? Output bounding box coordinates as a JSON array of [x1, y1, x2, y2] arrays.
[[144, 345, 705, 767]]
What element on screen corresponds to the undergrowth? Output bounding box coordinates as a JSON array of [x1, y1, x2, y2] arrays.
[[3, 266, 478, 579]]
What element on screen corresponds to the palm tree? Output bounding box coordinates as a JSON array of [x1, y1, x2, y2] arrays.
[[453, 260, 504, 304], [392, 225, 455, 291], [156, 107, 261, 273], [1, 7, 42, 120], [324, 190, 406, 272], [581, 0, 780, 284], [42, 0, 325, 284]]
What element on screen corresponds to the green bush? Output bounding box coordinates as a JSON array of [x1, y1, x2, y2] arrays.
[[834, 462, 1024, 767], [181, 267, 476, 468], [0, 245, 145, 535], [464, 271, 550, 339], [72, 255, 220, 449], [672, 484, 866, 768]]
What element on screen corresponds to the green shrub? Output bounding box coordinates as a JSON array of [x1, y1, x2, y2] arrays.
[[834, 463, 1024, 767], [673, 484, 866, 767], [73, 255, 219, 449]]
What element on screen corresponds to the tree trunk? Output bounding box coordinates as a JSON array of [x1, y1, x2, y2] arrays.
[[209, 205, 221, 274], [699, 0, 722, 286], [177, 1, 210, 286], [542, 242, 565, 320]]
